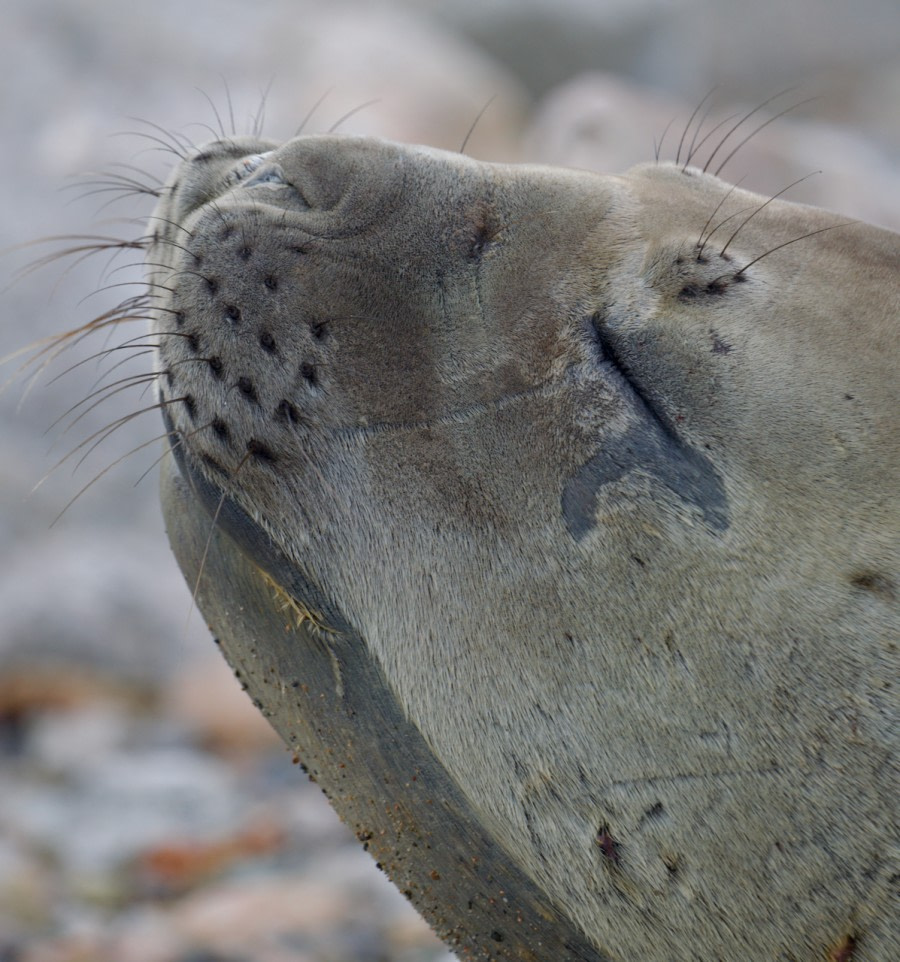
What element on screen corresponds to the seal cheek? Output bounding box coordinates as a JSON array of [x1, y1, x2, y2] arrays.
[[561, 421, 729, 540]]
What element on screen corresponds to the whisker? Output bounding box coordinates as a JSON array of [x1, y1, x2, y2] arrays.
[[252, 75, 276, 139], [720, 172, 821, 257], [712, 97, 818, 178], [654, 115, 677, 164], [197, 84, 227, 141], [676, 87, 717, 167], [115, 127, 187, 161], [50, 371, 160, 437], [328, 99, 381, 134], [35, 397, 184, 491], [50, 425, 179, 527], [734, 222, 855, 278], [222, 76, 237, 137], [46, 336, 164, 387], [295, 89, 333, 137], [190, 450, 252, 622], [683, 111, 740, 170], [459, 97, 496, 155], [681, 100, 723, 170], [701, 87, 798, 175]]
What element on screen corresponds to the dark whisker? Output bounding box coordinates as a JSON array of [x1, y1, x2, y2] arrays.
[[50, 372, 160, 436], [712, 97, 818, 178], [654, 116, 677, 164], [459, 97, 496, 155], [676, 87, 717, 167], [734, 222, 855, 278], [699, 204, 756, 255], [681, 101, 722, 170], [295, 88, 334, 137], [77, 279, 172, 310], [116, 127, 187, 161], [683, 111, 739, 170], [50, 426, 176, 527], [127, 117, 197, 157], [720, 172, 821, 257], [222, 76, 237, 137], [252, 76, 276, 139], [701, 87, 798, 175], [328, 99, 381, 134], [196, 85, 228, 141], [46, 337, 163, 386], [134, 422, 212, 487], [36, 397, 182, 488], [145, 214, 195, 239]]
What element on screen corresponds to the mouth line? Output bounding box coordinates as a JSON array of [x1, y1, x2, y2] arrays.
[[590, 317, 682, 443], [326, 371, 573, 439]]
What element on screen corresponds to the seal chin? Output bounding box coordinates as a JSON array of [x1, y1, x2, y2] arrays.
[[160, 407, 343, 634]]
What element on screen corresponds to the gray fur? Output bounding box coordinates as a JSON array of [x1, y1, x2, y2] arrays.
[[150, 135, 898, 960]]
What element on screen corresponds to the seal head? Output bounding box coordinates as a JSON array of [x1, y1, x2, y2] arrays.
[[151, 134, 898, 960]]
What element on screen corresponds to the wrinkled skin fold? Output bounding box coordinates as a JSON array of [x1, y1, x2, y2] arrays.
[[152, 134, 898, 960]]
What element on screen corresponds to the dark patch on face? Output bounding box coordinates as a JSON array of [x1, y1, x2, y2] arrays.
[[564, 312, 729, 540], [849, 571, 896, 601], [562, 419, 729, 540]]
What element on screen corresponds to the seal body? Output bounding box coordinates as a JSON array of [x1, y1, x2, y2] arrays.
[[150, 135, 898, 960]]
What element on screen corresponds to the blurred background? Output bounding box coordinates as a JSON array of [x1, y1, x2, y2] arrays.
[[1, 1, 898, 960]]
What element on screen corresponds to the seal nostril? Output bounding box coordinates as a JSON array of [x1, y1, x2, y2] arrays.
[[225, 304, 241, 323], [237, 376, 257, 401]]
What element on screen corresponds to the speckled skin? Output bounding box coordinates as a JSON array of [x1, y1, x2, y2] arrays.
[[151, 135, 898, 961]]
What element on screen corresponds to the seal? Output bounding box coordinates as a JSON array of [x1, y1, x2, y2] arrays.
[[148, 134, 898, 960]]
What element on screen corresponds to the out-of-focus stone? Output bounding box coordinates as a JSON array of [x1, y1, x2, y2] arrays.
[[525, 72, 900, 229], [163, 651, 280, 756]]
